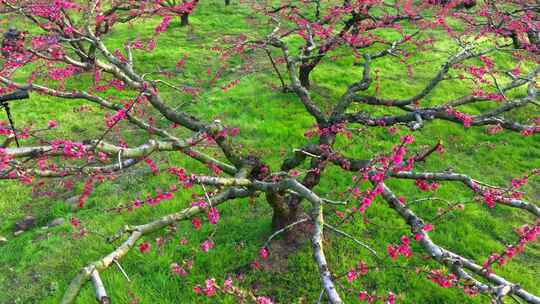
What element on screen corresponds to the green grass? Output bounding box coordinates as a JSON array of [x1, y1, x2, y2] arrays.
[[1, 1, 539, 303]]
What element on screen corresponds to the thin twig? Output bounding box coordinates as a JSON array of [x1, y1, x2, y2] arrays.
[[263, 217, 310, 248], [323, 223, 378, 258]]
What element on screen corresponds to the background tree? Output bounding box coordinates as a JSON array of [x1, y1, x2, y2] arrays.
[[160, 0, 199, 27], [0, 0, 539, 303]]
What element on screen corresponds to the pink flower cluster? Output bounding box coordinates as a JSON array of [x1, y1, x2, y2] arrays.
[[207, 207, 220, 225], [428, 269, 456, 288], [48, 66, 79, 81], [78, 177, 96, 207], [346, 260, 369, 283], [221, 79, 241, 92], [168, 167, 194, 188], [31, 35, 59, 50], [191, 217, 202, 230], [472, 89, 505, 102], [105, 109, 128, 128], [483, 221, 540, 272], [155, 16, 172, 34], [167, 1, 197, 14], [144, 158, 159, 175], [511, 176, 528, 189], [29, 1, 79, 20], [170, 261, 191, 276], [415, 179, 439, 192], [446, 108, 472, 127], [0, 148, 11, 171], [387, 236, 413, 260], [145, 191, 173, 206], [200, 239, 214, 252], [47, 120, 58, 129], [358, 183, 384, 213], [139, 241, 151, 253], [521, 127, 540, 137], [304, 123, 351, 139], [51, 140, 86, 158], [259, 247, 269, 259], [257, 296, 273, 304], [193, 277, 273, 303]]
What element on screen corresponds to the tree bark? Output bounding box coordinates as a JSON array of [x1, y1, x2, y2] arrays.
[[267, 192, 298, 232], [180, 14, 189, 27], [299, 65, 312, 89], [266, 191, 312, 246]]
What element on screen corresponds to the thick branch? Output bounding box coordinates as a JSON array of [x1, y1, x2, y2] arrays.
[[379, 182, 540, 304], [390, 171, 540, 217], [61, 186, 250, 304]]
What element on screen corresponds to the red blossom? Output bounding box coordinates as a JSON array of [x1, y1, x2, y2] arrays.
[[191, 217, 202, 230], [139, 241, 151, 254]]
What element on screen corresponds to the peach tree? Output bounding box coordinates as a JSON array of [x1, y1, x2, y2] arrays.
[[0, 0, 539, 303]]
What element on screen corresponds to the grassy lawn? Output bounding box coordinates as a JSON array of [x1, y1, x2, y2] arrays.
[[1, 1, 539, 303]]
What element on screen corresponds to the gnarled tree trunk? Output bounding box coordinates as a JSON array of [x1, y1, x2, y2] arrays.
[[266, 192, 301, 232], [299, 64, 313, 89]]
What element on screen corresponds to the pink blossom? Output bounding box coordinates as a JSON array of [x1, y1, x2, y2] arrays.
[[483, 191, 496, 208], [358, 291, 369, 301], [229, 127, 239, 136], [208, 163, 222, 175], [357, 260, 369, 275], [428, 270, 455, 288], [47, 120, 58, 129], [256, 296, 273, 304], [388, 236, 413, 260], [109, 79, 125, 90], [170, 263, 188, 276], [114, 49, 126, 63], [0, 148, 11, 170], [69, 217, 80, 228], [145, 158, 159, 174], [155, 16, 172, 34], [386, 292, 396, 304], [387, 244, 398, 260], [423, 224, 434, 232], [511, 177, 527, 189], [370, 172, 385, 183], [391, 146, 406, 165], [147, 39, 156, 51], [347, 270, 357, 283], [207, 207, 220, 225], [176, 54, 189, 69], [105, 109, 128, 128], [259, 247, 269, 259], [223, 277, 233, 290], [48, 66, 78, 81], [415, 179, 438, 192], [401, 135, 414, 144], [203, 279, 216, 297], [200, 239, 214, 252]]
